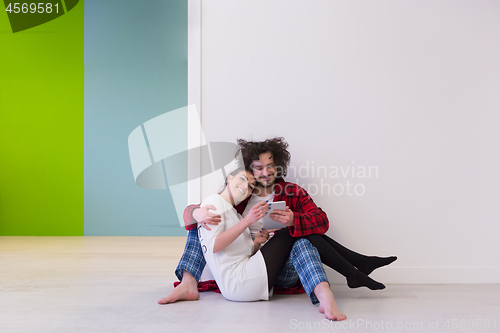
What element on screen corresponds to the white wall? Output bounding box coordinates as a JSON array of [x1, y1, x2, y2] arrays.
[[199, 0, 500, 283]]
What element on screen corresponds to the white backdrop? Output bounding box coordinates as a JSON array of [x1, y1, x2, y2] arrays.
[[195, 0, 500, 283]]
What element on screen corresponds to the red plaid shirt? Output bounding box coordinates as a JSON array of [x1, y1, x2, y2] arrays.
[[183, 178, 329, 237]]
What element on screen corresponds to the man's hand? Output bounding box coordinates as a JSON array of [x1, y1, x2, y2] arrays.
[[193, 205, 221, 231], [269, 206, 294, 227]]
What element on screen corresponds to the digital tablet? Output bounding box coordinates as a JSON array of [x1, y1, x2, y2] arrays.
[[262, 201, 287, 229]]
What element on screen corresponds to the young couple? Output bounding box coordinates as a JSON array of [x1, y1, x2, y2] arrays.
[[158, 137, 397, 321]]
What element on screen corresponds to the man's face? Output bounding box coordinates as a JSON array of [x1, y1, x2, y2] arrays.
[[250, 152, 277, 189]]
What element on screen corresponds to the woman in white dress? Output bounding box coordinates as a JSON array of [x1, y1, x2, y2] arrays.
[[197, 168, 297, 302]]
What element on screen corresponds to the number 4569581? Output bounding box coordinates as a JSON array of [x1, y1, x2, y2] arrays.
[[5, 3, 59, 14]]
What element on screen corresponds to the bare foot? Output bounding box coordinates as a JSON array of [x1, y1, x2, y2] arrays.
[[314, 282, 347, 321], [158, 272, 200, 304], [158, 283, 200, 304]]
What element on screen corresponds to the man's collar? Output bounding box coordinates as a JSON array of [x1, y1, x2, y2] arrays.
[[273, 177, 285, 193], [275, 177, 285, 184]]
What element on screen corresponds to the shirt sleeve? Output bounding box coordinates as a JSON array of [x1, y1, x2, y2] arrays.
[[288, 186, 329, 237], [198, 195, 226, 253], [183, 204, 201, 231]]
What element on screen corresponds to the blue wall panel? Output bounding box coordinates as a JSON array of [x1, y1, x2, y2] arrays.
[[84, 0, 188, 235]]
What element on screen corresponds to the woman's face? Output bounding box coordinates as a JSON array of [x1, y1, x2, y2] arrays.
[[228, 170, 256, 202]]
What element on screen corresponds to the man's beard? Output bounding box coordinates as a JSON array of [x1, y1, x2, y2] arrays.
[[257, 183, 272, 189], [256, 178, 275, 189]]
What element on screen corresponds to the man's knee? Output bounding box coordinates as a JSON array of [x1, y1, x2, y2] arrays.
[[290, 238, 308, 254], [294, 238, 312, 247], [292, 237, 321, 257]]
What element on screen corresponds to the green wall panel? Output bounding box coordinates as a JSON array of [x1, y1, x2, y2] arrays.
[[0, 1, 84, 235]]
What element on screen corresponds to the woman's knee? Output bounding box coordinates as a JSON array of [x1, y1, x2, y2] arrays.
[[304, 234, 322, 242]]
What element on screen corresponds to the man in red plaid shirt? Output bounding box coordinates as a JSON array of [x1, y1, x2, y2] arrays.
[[159, 137, 351, 320]]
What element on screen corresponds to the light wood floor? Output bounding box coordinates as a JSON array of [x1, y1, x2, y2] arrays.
[[1, 237, 499, 333]]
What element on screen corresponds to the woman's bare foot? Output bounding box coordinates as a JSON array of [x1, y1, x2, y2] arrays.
[[314, 282, 347, 321], [158, 271, 200, 304]]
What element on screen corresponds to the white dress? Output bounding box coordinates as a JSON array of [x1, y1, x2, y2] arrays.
[[198, 194, 269, 302]]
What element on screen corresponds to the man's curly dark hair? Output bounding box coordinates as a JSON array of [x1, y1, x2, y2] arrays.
[[236, 137, 291, 178]]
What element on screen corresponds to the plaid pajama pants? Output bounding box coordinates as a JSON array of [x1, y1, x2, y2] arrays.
[[175, 227, 328, 304]]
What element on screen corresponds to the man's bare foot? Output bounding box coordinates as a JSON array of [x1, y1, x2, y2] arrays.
[[314, 282, 347, 321], [158, 272, 200, 304]]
